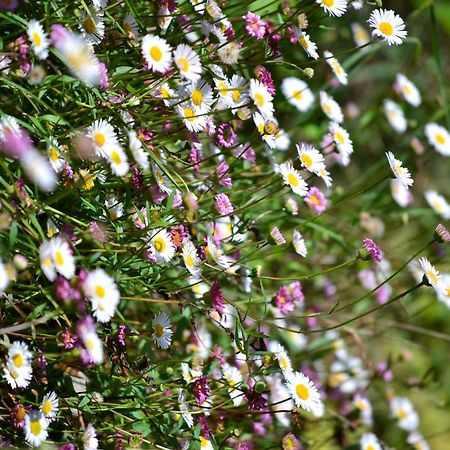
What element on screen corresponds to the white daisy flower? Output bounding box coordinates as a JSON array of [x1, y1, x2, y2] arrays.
[[225, 74, 248, 111], [142, 34, 173, 73], [105, 145, 129, 177], [21, 148, 57, 192], [281, 77, 315, 112], [199, 436, 214, 450], [178, 389, 194, 427], [182, 240, 201, 277], [174, 44, 202, 81], [83, 423, 99, 450], [81, 328, 104, 364], [50, 236, 76, 280], [249, 78, 274, 118], [40, 391, 59, 422], [24, 410, 48, 447], [390, 396, 419, 431], [56, 32, 101, 85], [418, 257, 444, 293], [274, 343, 293, 375], [285, 370, 324, 417], [153, 81, 176, 106], [148, 229, 176, 263], [383, 99, 407, 133], [407, 432, 430, 450], [297, 142, 325, 174], [181, 362, 202, 384], [123, 12, 139, 40], [0, 115, 20, 142], [329, 122, 353, 165], [253, 112, 277, 148], [351, 22, 370, 47], [368, 9, 407, 46], [279, 162, 308, 197], [360, 433, 382, 450], [396, 73, 421, 107], [223, 363, 243, 406], [316, 0, 347, 17], [294, 28, 319, 59], [424, 122, 450, 156], [176, 103, 207, 132], [424, 190, 450, 219], [47, 139, 65, 172], [274, 128, 291, 151], [184, 81, 214, 113], [353, 393, 373, 426], [152, 311, 173, 349], [87, 119, 119, 157], [105, 194, 124, 220], [190, 0, 206, 14], [84, 268, 120, 323], [128, 130, 149, 170], [4, 360, 33, 389], [320, 91, 344, 123], [189, 276, 210, 298], [7, 341, 32, 370], [385, 151, 413, 188], [79, 7, 105, 45], [317, 166, 333, 188], [293, 230, 307, 257], [39, 237, 75, 281], [390, 179, 413, 207], [27, 20, 49, 60], [323, 50, 347, 85]]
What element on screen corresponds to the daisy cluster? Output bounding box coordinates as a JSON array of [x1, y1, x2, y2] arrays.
[[0, 0, 449, 449]]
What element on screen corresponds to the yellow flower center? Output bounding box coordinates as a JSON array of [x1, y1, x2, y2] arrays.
[[111, 150, 122, 165], [12, 353, 24, 367], [177, 57, 190, 72], [155, 323, 164, 337], [281, 357, 288, 369], [435, 133, 445, 145], [49, 147, 59, 161], [32, 32, 42, 47], [396, 408, 407, 420], [293, 90, 302, 101], [402, 84, 412, 96], [124, 23, 132, 34], [200, 436, 208, 448], [185, 254, 194, 268], [299, 37, 309, 49], [378, 21, 394, 36], [42, 400, 53, 415], [232, 89, 241, 102], [254, 92, 265, 106], [217, 81, 227, 96], [86, 337, 95, 350], [154, 236, 166, 253], [94, 132, 106, 147], [334, 131, 345, 144], [309, 195, 320, 205], [30, 419, 42, 436], [150, 46, 162, 61], [301, 153, 313, 168], [427, 270, 439, 285], [183, 107, 196, 122], [83, 17, 97, 34], [295, 383, 310, 400], [54, 251, 64, 266], [366, 446, 375, 450], [322, 0, 335, 6], [95, 285, 106, 298], [287, 172, 299, 187], [191, 88, 203, 106]]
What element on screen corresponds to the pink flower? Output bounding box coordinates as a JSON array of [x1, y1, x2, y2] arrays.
[[1, 127, 33, 159], [215, 193, 234, 216], [217, 123, 237, 149], [50, 24, 70, 48], [216, 161, 233, 188], [243, 12, 266, 39], [99, 62, 110, 90], [210, 280, 225, 314], [305, 187, 328, 214], [362, 238, 383, 262], [270, 227, 286, 245], [257, 66, 276, 96]]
